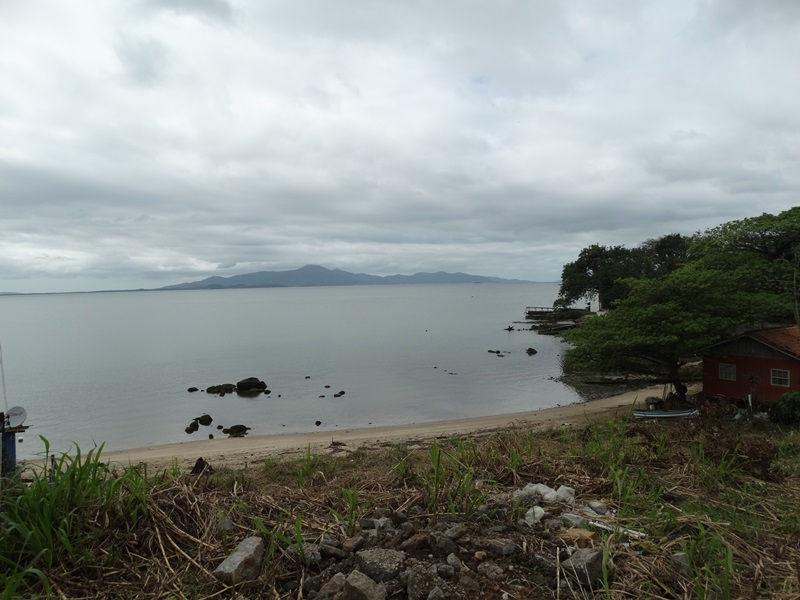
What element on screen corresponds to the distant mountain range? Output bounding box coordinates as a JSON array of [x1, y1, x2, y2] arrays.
[[160, 264, 531, 290]]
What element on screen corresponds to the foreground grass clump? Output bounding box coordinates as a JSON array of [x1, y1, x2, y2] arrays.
[[0, 440, 154, 597], [2, 419, 799, 599]]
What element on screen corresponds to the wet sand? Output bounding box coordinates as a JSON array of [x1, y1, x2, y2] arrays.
[[103, 384, 666, 469]]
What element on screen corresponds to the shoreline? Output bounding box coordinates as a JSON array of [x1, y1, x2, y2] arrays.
[[103, 384, 666, 469]]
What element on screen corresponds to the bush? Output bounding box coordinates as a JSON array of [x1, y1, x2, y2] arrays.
[[770, 392, 800, 427]]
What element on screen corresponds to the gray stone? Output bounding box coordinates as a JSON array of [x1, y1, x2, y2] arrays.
[[431, 532, 459, 555], [343, 535, 366, 553], [477, 561, 504, 578], [671, 551, 691, 576], [587, 500, 608, 515], [482, 538, 517, 557], [320, 534, 342, 547], [212, 536, 264, 585], [291, 542, 322, 566], [216, 513, 235, 535], [359, 517, 392, 530], [555, 485, 576, 503], [561, 513, 589, 528], [318, 572, 346, 597], [446, 553, 462, 571], [436, 564, 455, 579], [562, 548, 604, 587], [400, 533, 430, 552], [356, 548, 406, 581], [427, 586, 445, 600], [524, 506, 545, 526], [320, 543, 349, 559], [444, 523, 468, 540], [342, 570, 387, 600]]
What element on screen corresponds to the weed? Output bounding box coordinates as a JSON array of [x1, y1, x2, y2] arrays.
[[333, 488, 361, 537], [294, 445, 321, 485]]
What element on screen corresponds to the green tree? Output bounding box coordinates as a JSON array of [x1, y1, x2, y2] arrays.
[[556, 244, 640, 310], [565, 256, 791, 386], [556, 234, 691, 310], [699, 207, 800, 324]]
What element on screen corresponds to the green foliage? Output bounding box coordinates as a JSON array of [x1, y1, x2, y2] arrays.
[[556, 234, 691, 309], [770, 392, 800, 427], [294, 444, 321, 485], [0, 438, 150, 595], [562, 208, 799, 381], [419, 443, 483, 515], [331, 488, 361, 537], [682, 525, 735, 600], [565, 258, 790, 379]]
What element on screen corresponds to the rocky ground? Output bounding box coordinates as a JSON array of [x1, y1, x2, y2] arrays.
[[7, 416, 800, 599]]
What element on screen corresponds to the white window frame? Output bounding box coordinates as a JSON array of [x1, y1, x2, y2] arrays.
[[718, 363, 736, 381], [770, 368, 790, 387]]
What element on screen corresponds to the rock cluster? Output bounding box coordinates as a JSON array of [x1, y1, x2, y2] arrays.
[[209, 480, 622, 598]]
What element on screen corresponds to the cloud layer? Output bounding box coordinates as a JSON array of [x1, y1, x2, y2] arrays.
[[1, 1, 798, 292]]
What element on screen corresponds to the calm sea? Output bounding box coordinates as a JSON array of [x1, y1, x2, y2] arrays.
[[0, 283, 582, 457]]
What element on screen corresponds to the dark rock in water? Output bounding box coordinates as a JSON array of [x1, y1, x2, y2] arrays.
[[217, 425, 223, 430], [526, 347, 538, 356], [207, 383, 236, 395], [324, 385, 331, 388], [305, 376, 311, 379], [319, 395, 325, 398], [185, 419, 200, 434], [187, 387, 199, 393], [338, 390, 346, 396], [237, 377, 267, 393], [222, 424, 251, 437], [264, 389, 272, 395], [315, 420, 322, 426], [197, 414, 213, 426], [504, 326, 514, 331], [209, 434, 214, 440], [190, 457, 213, 475], [219, 392, 225, 397]]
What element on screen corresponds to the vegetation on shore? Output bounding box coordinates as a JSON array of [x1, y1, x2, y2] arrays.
[[2, 415, 799, 598], [560, 207, 800, 387]]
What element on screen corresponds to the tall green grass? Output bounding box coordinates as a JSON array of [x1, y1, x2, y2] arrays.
[[0, 438, 150, 596]]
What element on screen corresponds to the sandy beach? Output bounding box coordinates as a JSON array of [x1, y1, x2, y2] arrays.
[[104, 384, 666, 469]]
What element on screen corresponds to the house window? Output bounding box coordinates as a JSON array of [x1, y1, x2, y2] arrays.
[[718, 363, 736, 381], [770, 368, 790, 387]]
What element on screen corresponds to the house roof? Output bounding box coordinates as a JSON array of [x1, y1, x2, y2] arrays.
[[703, 325, 800, 360], [749, 325, 800, 359]]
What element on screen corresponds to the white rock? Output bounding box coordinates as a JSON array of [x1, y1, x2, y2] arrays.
[[555, 485, 575, 504], [513, 483, 558, 504], [524, 506, 545, 526], [212, 536, 264, 585]]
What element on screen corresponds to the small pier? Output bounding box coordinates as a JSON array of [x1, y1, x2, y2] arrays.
[[524, 305, 593, 335]]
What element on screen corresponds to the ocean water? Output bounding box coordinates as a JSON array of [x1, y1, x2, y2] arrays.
[[0, 283, 582, 457]]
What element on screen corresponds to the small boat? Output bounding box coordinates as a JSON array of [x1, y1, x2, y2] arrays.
[[633, 408, 699, 419]]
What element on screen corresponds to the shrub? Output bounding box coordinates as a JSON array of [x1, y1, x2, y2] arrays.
[[770, 392, 800, 427]]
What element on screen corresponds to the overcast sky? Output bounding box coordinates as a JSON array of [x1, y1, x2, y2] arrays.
[[1, 1, 798, 292]]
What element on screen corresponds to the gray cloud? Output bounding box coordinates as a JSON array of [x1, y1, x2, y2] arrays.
[[139, 0, 232, 21], [0, 1, 798, 292]]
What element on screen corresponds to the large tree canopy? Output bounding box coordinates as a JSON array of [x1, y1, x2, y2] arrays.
[[555, 234, 690, 310], [563, 208, 798, 383]]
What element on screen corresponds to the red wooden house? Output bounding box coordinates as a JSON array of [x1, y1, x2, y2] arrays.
[[702, 325, 800, 403]]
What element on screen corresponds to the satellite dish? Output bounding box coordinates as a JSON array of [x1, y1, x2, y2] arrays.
[[6, 406, 26, 428]]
